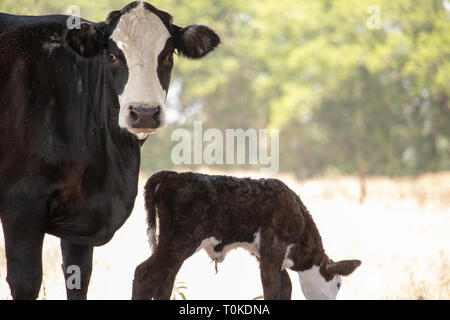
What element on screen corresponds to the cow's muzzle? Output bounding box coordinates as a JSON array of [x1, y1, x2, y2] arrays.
[[128, 105, 162, 129]]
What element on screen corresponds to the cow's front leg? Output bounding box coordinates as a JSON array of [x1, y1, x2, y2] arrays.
[[60, 240, 94, 300], [2, 214, 45, 300]]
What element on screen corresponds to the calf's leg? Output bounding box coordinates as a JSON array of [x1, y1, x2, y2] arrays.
[[60, 240, 94, 300], [132, 242, 194, 300], [259, 231, 287, 300], [260, 264, 283, 300], [279, 270, 292, 300], [153, 262, 184, 300]]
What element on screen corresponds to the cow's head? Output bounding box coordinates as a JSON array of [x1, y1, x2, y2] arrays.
[[67, 1, 220, 139]]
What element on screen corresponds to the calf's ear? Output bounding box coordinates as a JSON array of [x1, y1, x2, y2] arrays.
[[324, 259, 361, 277], [66, 23, 105, 57], [173, 24, 220, 59]]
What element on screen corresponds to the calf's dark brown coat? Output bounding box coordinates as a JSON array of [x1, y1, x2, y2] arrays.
[[132, 171, 360, 300]]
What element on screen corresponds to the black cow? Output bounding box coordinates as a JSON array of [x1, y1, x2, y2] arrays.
[[0, 1, 220, 299]]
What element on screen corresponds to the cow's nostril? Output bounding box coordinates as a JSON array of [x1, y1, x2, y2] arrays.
[[128, 106, 139, 123], [127, 104, 162, 129]]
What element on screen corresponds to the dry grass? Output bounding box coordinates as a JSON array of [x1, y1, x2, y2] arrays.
[[383, 250, 450, 300], [1, 170, 449, 300]]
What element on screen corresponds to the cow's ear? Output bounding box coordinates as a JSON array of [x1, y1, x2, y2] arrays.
[[174, 24, 220, 59], [99, 10, 121, 39], [66, 23, 105, 57]]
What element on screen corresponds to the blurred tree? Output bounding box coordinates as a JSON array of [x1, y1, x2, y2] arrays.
[[246, 0, 450, 177]]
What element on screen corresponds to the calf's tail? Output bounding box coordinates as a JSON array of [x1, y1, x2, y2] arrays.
[[144, 170, 178, 251]]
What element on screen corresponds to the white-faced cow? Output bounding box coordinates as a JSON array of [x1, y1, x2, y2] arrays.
[[0, 1, 220, 299], [132, 171, 361, 300]]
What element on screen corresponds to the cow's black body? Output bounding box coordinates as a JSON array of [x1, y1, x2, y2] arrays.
[[0, 16, 140, 244], [0, 13, 68, 34], [0, 14, 140, 299]]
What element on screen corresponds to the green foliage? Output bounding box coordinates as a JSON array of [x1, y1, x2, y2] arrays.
[[2, 0, 448, 177]]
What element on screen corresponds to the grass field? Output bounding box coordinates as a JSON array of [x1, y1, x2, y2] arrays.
[[1, 170, 449, 300]]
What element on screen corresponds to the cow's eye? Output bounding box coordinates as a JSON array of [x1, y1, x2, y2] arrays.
[[337, 282, 341, 289], [109, 53, 117, 63]]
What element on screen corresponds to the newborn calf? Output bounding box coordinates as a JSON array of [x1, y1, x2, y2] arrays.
[[132, 171, 361, 300]]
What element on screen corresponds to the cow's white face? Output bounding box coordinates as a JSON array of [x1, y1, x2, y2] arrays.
[[111, 4, 171, 139], [103, 1, 220, 140]]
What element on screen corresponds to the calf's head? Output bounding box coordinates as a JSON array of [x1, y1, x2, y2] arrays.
[[298, 259, 361, 300], [67, 1, 220, 139]]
